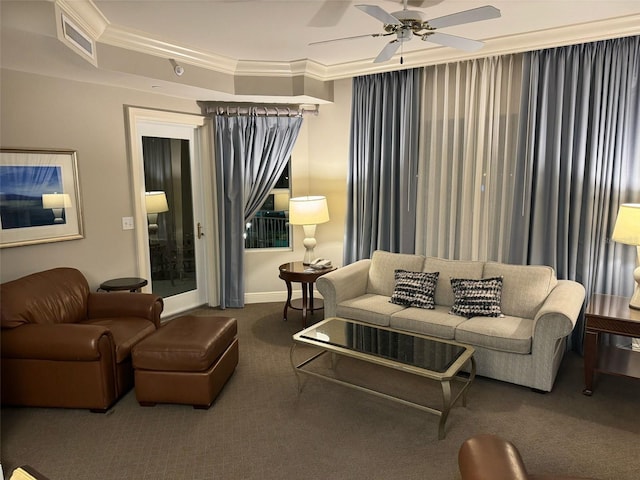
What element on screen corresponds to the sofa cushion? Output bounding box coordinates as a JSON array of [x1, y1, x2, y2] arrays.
[[455, 315, 533, 354], [423, 257, 484, 307], [367, 251, 425, 297], [337, 294, 404, 327], [390, 305, 466, 339], [483, 262, 557, 319], [450, 277, 504, 318], [390, 270, 438, 309]]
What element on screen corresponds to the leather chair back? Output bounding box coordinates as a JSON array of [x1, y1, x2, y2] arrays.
[[1, 268, 90, 328]]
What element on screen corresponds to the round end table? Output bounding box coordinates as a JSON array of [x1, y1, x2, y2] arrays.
[[278, 261, 336, 327], [98, 277, 148, 293]]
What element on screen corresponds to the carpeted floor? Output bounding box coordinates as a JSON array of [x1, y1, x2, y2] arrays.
[[1, 302, 639, 480]]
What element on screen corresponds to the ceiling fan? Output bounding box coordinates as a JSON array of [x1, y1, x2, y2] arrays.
[[310, 1, 501, 64]]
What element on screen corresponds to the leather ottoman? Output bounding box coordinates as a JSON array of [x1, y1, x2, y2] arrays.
[[132, 315, 238, 409]]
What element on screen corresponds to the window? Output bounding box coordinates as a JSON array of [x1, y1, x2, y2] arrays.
[[244, 162, 290, 249]]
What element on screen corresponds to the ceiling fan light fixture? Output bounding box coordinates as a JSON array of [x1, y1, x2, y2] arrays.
[[391, 9, 424, 22], [320, 3, 501, 64]]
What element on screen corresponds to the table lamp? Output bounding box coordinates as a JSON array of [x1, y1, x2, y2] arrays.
[[145, 191, 169, 235], [42, 192, 72, 223], [612, 203, 640, 310], [289, 195, 330, 264]]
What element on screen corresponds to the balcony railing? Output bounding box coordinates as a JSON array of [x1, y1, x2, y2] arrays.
[[244, 214, 290, 249]]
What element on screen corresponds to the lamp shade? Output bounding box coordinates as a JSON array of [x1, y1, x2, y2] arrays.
[[288, 196, 329, 225], [274, 192, 290, 212], [612, 203, 640, 246], [42, 193, 72, 208], [145, 191, 169, 214]]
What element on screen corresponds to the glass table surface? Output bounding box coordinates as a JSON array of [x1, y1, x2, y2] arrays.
[[298, 317, 467, 374]]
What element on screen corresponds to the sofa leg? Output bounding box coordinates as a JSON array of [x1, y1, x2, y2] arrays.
[[530, 388, 548, 394], [139, 401, 157, 407]]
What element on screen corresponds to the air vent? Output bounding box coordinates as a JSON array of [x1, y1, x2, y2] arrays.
[[59, 12, 97, 65]]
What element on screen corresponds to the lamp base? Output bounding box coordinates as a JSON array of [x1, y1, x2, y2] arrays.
[[301, 225, 317, 265], [302, 248, 315, 265], [629, 267, 640, 350], [629, 266, 640, 310]]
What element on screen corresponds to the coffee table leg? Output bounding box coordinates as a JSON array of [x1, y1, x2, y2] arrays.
[[331, 352, 338, 370], [463, 356, 476, 407], [438, 379, 452, 440]]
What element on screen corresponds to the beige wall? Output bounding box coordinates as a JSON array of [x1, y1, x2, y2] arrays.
[[0, 68, 352, 302]]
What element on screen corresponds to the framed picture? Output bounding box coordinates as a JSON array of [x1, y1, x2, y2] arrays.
[[0, 148, 84, 248]]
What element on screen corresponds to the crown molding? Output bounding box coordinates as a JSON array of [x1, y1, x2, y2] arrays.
[[99, 25, 239, 75], [68, 0, 640, 83], [55, 0, 109, 39], [318, 13, 640, 80]]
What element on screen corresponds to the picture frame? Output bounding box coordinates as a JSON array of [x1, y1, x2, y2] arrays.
[[0, 148, 84, 248]]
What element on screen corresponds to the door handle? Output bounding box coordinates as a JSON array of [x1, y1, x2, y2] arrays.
[[197, 222, 204, 239]]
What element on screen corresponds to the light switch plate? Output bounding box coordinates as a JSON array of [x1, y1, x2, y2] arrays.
[[122, 216, 134, 230]]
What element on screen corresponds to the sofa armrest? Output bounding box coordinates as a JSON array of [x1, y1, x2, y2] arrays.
[[458, 434, 529, 480], [533, 280, 586, 339], [1, 324, 113, 361], [87, 292, 164, 328], [316, 259, 371, 318]]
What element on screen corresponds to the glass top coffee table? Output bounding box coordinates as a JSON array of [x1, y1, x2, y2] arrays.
[[290, 317, 476, 439]]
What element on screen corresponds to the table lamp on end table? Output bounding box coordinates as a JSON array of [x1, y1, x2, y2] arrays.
[[289, 196, 330, 265], [612, 203, 640, 350]]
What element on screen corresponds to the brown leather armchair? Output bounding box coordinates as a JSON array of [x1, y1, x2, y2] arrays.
[[1, 267, 163, 411], [459, 434, 595, 480]]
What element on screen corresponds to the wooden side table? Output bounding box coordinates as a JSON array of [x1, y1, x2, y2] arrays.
[[98, 277, 148, 293], [278, 262, 336, 327], [583, 293, 640, 395]]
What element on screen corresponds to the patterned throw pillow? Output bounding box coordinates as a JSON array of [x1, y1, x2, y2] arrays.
[[390, 270, 439, 309], [449, 276, 504, 318]]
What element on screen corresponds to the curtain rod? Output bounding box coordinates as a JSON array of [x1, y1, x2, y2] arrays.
[[200, 102, 319, 118]]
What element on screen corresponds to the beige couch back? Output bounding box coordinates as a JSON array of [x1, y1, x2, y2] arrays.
[[366, 251, 557, 319], [483, 262, 557, 319], [423, 257, 485, 307], [367, 250, 425, 296]]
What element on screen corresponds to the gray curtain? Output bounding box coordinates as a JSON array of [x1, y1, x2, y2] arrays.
[[510, 36, 640, 351], [344, 68, 422, 264], [214, 114, 303, 308]]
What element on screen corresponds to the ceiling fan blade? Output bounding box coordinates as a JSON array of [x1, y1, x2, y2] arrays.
[[309, 33, 382, 46], [374, 41, 401, 63], [429, 5, 501, 29], [308, 1, 351, 27], [424, 32, 484, 51], [355, 4, 402, 25]]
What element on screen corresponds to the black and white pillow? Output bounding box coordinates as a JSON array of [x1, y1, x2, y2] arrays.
[[449, 276, 504, 318], [390, 270, 439, 309]]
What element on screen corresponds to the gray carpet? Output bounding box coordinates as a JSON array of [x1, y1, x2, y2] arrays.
[[1, 302, 639, 480]]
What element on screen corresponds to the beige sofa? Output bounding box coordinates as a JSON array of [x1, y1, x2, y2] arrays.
[[316, 250, 585, 392]]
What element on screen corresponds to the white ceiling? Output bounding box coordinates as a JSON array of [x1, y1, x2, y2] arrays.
[[1, 0, 640, 103]]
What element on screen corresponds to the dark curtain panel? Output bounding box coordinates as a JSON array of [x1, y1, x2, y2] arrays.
[[510, 36, 640, 352], [214, 115, 303, 308], [344, 68, 422, 265]]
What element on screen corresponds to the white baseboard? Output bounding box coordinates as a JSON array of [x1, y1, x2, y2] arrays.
[[244, 289, 324, 304]]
